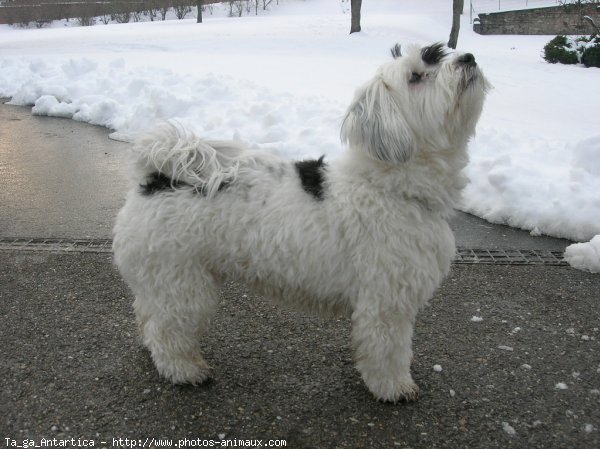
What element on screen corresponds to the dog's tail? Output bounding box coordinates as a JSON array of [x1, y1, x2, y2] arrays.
[[130, 121, 244, 198]]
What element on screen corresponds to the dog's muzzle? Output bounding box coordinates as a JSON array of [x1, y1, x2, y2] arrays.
[[457, 53, 476, 67], [456, 53, 480, 90]]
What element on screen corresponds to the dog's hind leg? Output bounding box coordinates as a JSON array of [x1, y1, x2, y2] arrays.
[[132, 260, 219, 385], [351, 302, 419, 403]]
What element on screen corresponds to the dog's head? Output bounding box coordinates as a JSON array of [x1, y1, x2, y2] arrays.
[[341, 43, 490, 165]]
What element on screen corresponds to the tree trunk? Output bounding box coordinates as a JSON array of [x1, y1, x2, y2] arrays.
[[448, 0, 464, 49], [350, 0, 362, 34], [197, 1, 203, 23]]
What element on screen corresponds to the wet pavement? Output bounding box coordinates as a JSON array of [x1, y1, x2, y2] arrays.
[[1, 102, 598, 449], [0, 102, 128, 239]]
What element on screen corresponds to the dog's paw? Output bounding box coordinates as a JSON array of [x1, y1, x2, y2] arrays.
[[367, 378, 420, 403], [154, 354, 212, 385]]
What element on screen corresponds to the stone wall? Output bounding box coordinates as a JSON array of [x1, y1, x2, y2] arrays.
[[0, 0, 211, 25], [0, 2, 145, 25], [474, 3, 600, 35]]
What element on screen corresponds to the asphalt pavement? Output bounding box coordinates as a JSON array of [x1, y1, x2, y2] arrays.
[[1, 102, 598, 448], [0, 103, 128, 239]]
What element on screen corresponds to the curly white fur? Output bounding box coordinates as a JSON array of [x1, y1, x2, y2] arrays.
[[113, 43, 490, 402]]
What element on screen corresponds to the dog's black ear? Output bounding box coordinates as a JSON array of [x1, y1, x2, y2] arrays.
[[341, 77, 416, 164], [390, 43, 402, 59], [421, 42, 449, 65]]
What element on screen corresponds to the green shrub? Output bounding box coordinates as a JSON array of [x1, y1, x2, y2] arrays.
[[581, 35, 600, 68], [543, 35, 579, 64]]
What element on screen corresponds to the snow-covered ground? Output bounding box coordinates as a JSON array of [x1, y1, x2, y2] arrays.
[[0, 0, 598, 271], [471, 0, 561, 14]]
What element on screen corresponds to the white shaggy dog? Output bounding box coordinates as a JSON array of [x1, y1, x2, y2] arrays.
[[113, 43, 489, 402]]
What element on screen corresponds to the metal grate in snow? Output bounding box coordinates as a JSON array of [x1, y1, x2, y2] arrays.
[[454, 248, 567, 266], [1, 237, 568, 266]]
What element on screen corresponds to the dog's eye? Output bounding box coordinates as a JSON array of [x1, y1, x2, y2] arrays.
[[409, 72, 423, 83]]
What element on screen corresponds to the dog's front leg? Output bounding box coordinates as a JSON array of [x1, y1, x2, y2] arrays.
[[351, 302, 419, 403]]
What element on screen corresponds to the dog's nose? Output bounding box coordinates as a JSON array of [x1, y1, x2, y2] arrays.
[[458, 53, 476, 66]]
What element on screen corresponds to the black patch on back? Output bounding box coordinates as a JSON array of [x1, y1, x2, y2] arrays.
[[140, 172, 185, 196], [294, 156, 327, 201], [421, 42, 448, 65], [140, 172, 230, 196], [390, 43, 402, 59]]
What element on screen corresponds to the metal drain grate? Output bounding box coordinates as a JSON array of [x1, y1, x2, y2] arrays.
[[454, 248, 567, 266], [0, 237, 568, 266], [0, 237, 112, 253]]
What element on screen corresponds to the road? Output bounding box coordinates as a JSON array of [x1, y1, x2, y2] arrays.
[[1, 102, 598, 448]]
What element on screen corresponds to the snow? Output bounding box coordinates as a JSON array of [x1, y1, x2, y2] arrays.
[[472, 0, 561, 14], [0, 0, 599, 258], [471, 315, 484, 322], [564, 235, 600, 273], [433, 364, 443, 372], [555, 382, 569, 390], [501, 421, 516, 436]]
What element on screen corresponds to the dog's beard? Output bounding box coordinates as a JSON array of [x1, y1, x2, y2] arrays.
[[457, 65, 481, 93]]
